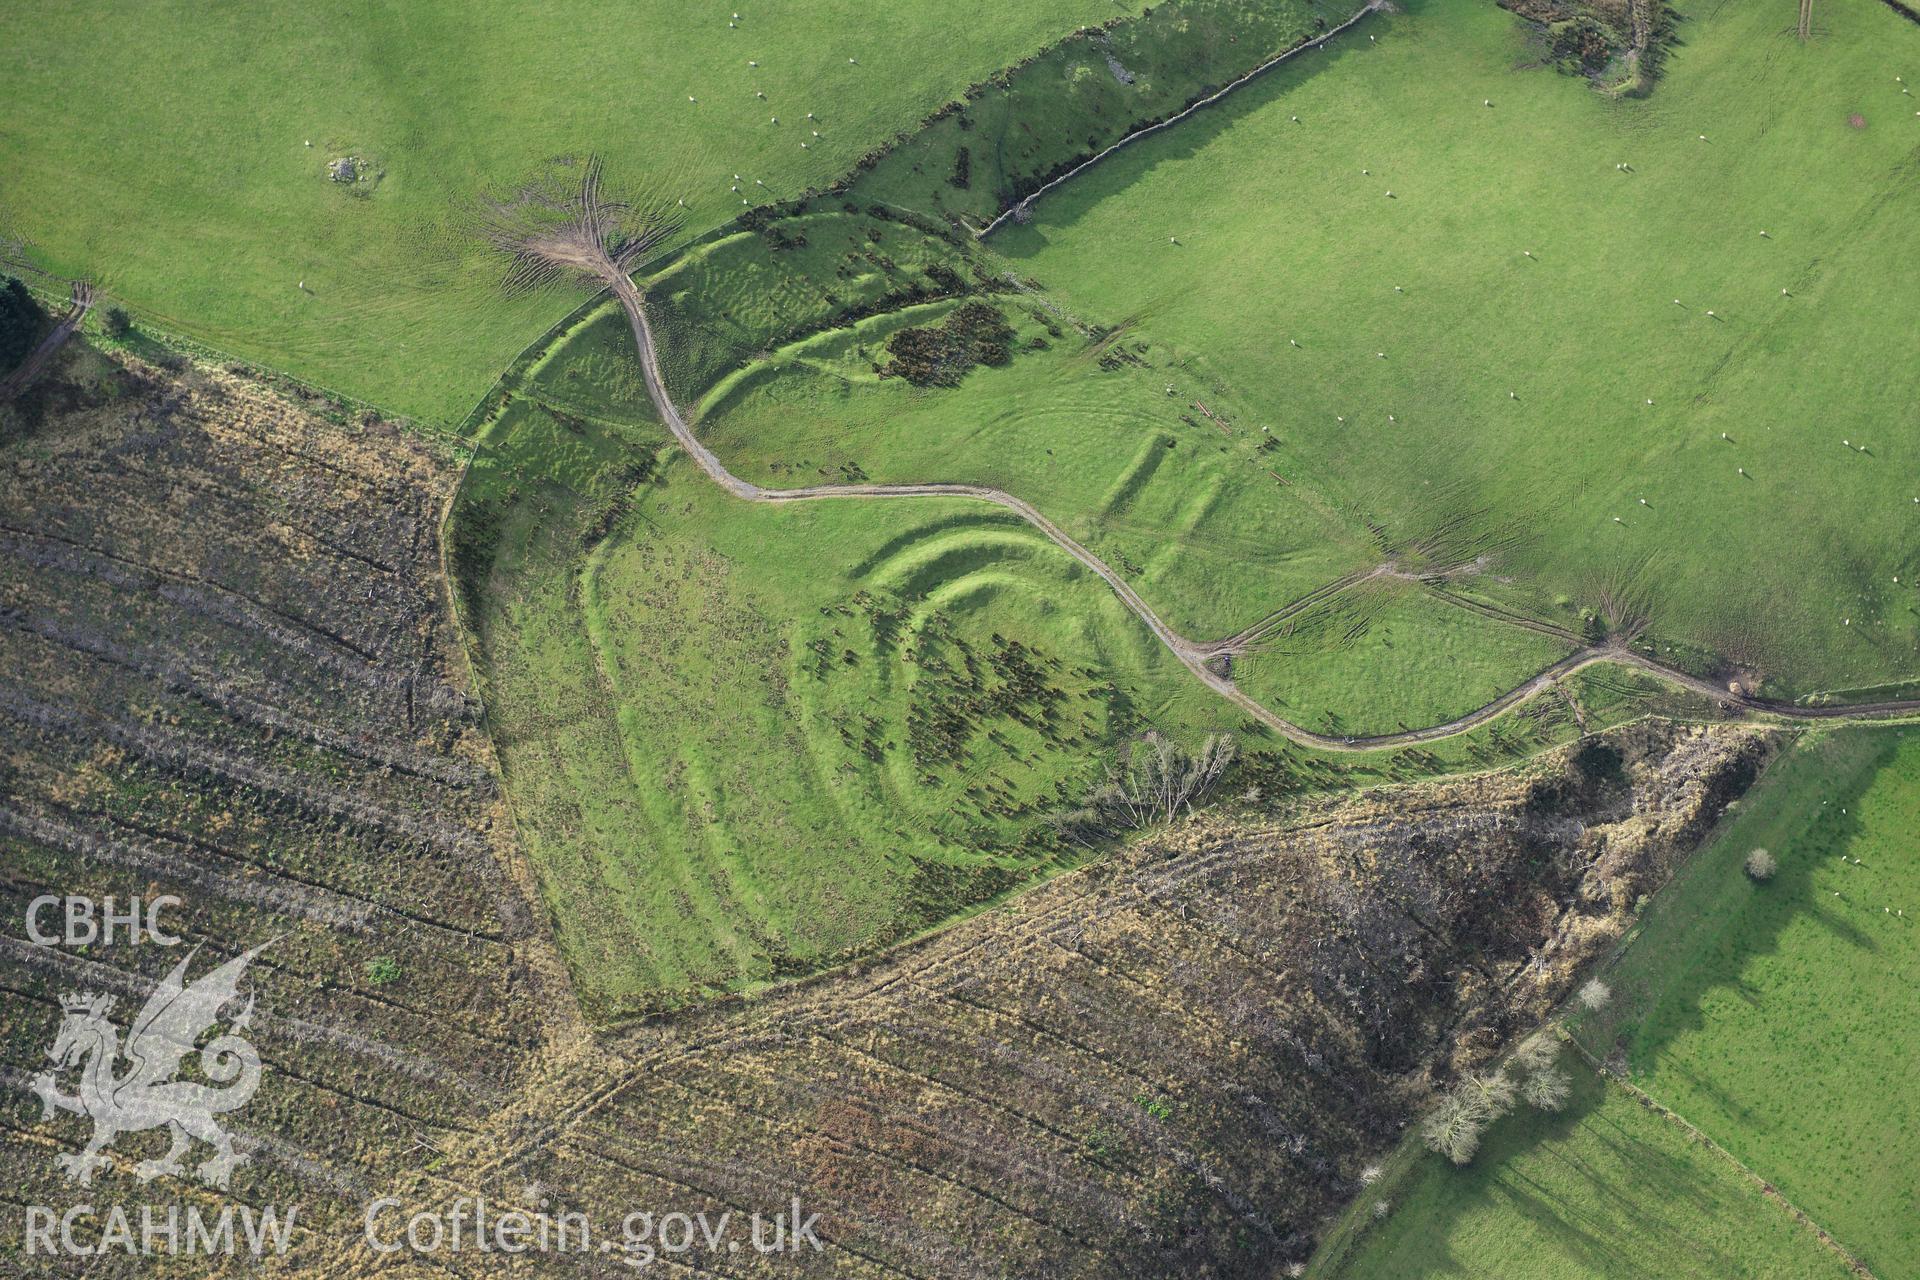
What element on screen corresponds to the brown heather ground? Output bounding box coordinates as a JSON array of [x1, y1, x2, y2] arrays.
[[1, 348, 1771, 1277]]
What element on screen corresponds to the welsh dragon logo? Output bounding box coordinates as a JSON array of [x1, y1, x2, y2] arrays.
[[30, 943, 268, 1189]]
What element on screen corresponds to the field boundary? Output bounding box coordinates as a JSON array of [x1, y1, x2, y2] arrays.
[[1878, 0, 1920, 27], [976, 0, 1385, 237], [1563, 1034, 1878, 1279]]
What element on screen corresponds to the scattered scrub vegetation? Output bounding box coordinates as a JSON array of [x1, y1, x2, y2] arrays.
[[880, 300, 1016, 386]]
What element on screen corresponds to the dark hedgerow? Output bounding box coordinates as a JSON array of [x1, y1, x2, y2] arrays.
[[0, 276, 46, 373], [880, 302, 1015, 387]]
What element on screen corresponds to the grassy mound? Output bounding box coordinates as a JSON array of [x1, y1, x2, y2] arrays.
[[453, 396, 1236, 1015]]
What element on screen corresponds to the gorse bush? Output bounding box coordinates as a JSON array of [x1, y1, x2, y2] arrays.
[[881, 302, 1016, 386]]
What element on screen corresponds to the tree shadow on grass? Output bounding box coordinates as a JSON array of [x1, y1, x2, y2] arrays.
[[1600, 729, 1897, 1071], [1368, 1070, 1791, 1279]]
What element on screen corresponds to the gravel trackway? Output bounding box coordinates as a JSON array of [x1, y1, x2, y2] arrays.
[[603, 272, 1920, 752]]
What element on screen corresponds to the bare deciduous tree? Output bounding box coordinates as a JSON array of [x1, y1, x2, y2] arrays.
[[1510, 1030, 1572, 1112], [1421, 1089, 1489, 1165], [1050, 732, 1238, 844], [1097, 731, 1239, 826], [1520, 1063, 1572, 1112]]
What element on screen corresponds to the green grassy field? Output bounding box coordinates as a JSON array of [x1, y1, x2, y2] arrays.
[[1232, 577, 1575, 738], [1569, 726, 1920, 1276], [1315, 1067, 1855, 1280], [1317, 725, 1920, 1278], [0, 0, 1131, 423], [996, 0, 1920, 702]]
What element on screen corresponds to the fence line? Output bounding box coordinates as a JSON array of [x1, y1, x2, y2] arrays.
[[977, 0, 1384, 238]]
